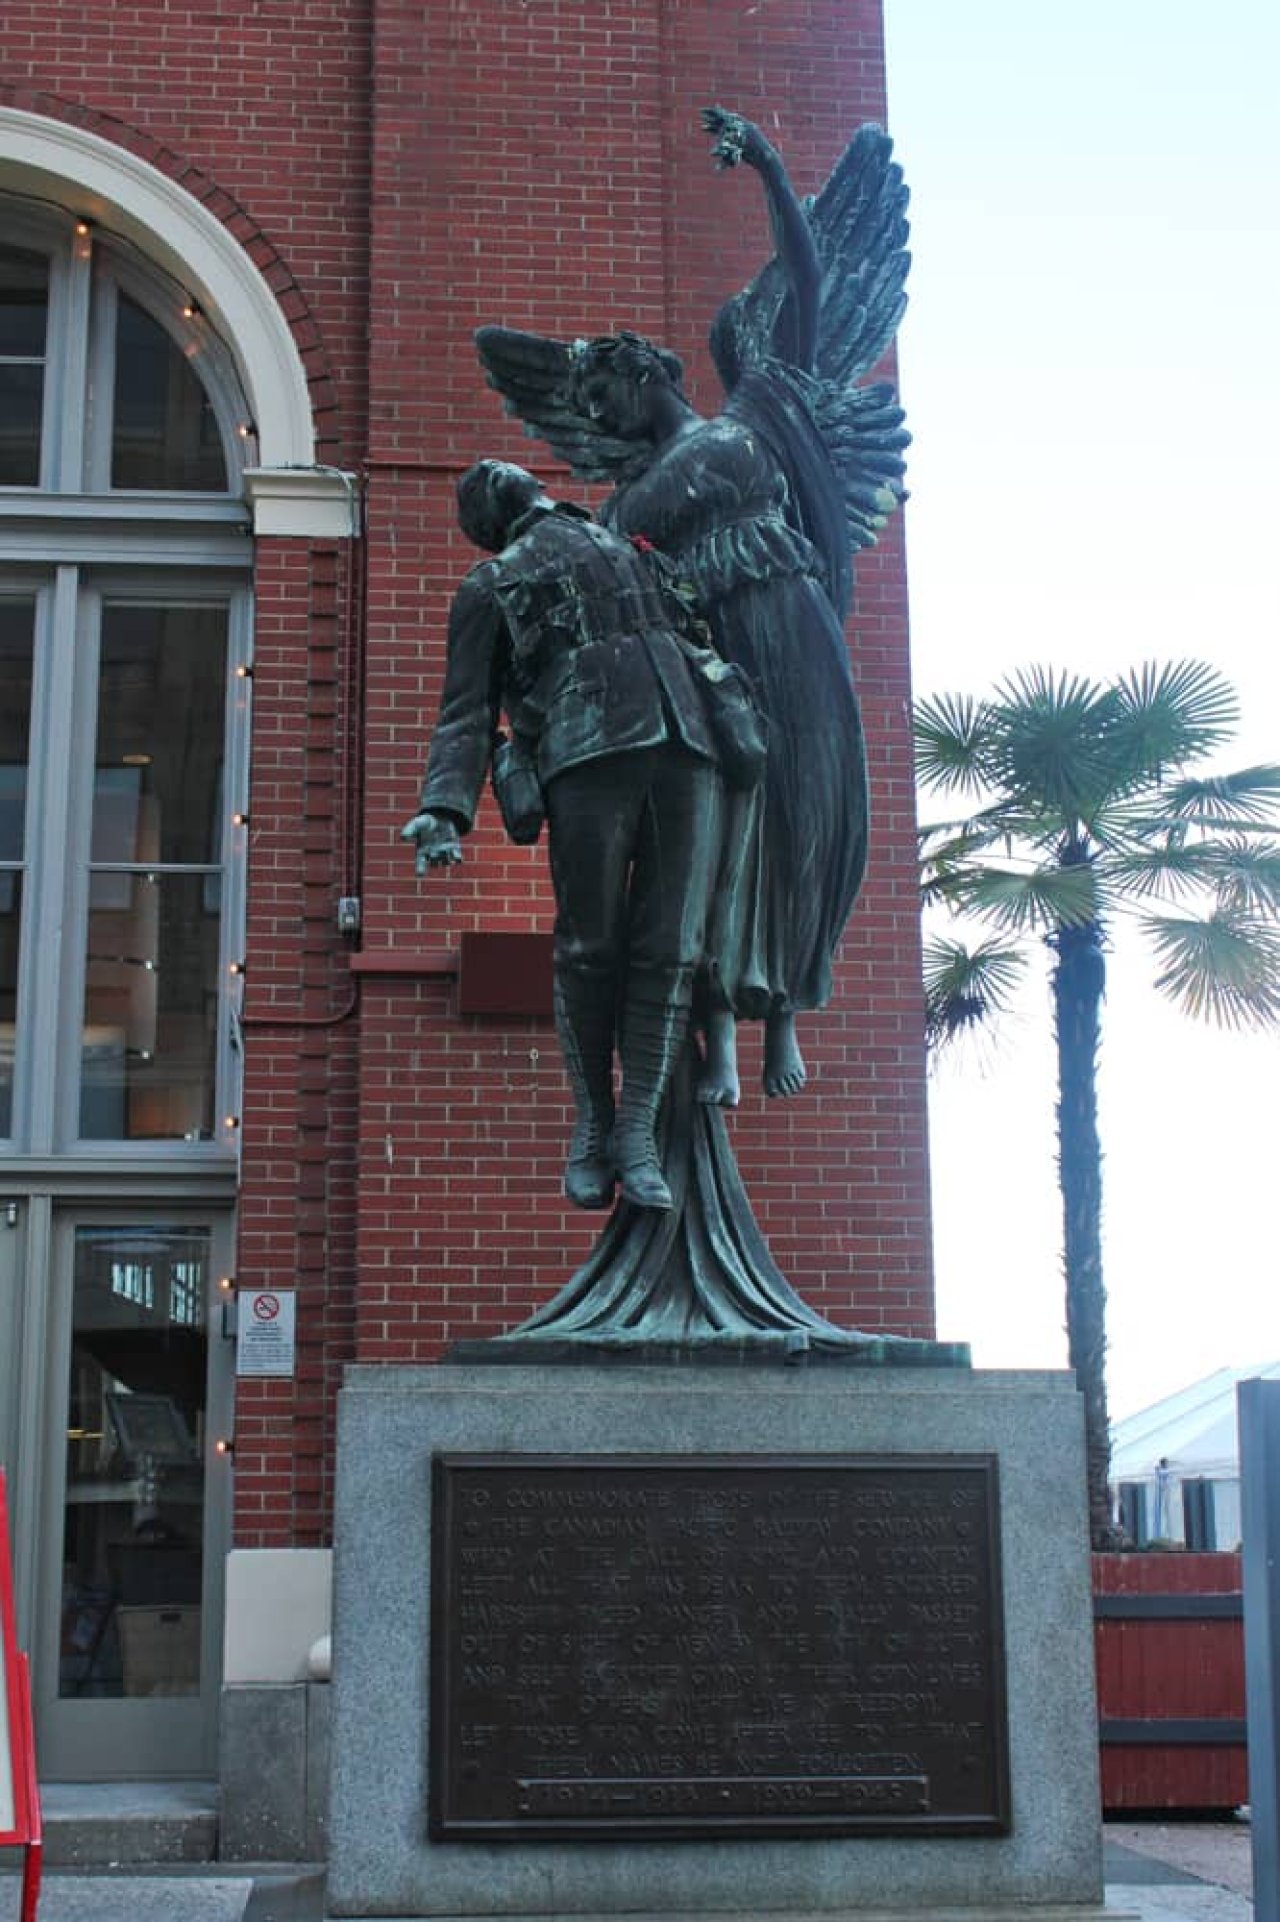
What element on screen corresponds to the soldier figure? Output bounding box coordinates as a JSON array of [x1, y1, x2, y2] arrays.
[[401, 459, 725, 1214]]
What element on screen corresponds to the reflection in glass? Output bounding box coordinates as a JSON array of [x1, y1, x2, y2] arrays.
[[81, 600, 229, 1139], [59, 1225, 208, 1701], [0, 367, 44, 488], [93, 604, 227, 866], [111, 296, 227, 491], [0, 870, 19, 1137], [0, 600, 33, 1134], [0, 247, 48, 355], [0, 247, 47, 486], [81, 872, 220, 1140]]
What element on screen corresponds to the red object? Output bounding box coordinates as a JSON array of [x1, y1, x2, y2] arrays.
[[1093, 1551, 1247, 1811], [0, 1469, 43, 1920], [458, 931, 555, 1017]]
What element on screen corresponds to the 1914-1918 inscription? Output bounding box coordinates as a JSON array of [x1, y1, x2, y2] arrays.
[[430, 1455, 1009, 1841]]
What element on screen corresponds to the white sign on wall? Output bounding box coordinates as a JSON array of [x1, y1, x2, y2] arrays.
[[236, 1289, 297, 1378]]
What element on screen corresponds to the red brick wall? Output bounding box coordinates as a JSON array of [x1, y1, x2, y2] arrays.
[[4, 0, 935, 1546]]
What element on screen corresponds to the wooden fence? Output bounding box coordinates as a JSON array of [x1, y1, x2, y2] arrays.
[[1093, 1550, 1247, 1810]]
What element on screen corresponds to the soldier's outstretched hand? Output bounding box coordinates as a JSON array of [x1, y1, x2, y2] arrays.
[[400, 810, 463, 873]]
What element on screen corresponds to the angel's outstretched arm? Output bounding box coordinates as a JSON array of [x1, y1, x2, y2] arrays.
[[703, 107, 820, 372]]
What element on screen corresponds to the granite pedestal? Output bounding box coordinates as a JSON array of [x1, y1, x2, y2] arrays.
[[326, 1364, 1108, 1920]]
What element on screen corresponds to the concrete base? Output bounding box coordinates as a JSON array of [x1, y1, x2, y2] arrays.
[[219, 1681, 331, 1861], [327, 1364, 1104, 1918], [32, 1780, 218, 1866], [325, 1911, 1125, 1922], [0, 1873, 253, 1922]]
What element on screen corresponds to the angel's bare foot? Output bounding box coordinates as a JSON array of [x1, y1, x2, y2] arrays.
[[763, 1008, 806, 1098], [698, 1008, 740, 1107]]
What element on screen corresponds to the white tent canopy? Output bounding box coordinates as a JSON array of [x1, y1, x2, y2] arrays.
[[1110, 1363, 1280, 1546], [1111, 1362, 1280, 1483]]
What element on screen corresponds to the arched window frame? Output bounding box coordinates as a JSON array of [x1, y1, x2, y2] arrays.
[[0, 105, 357, 538], [2, 197, 253, 504]]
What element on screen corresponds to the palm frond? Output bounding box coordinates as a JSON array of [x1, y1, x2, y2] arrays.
[[922, 934, 1028, 1050], [1102, 840, 1226, 904], [913, 692, 993, 796], [984, 665, 1119, 828], [918, 802, 1051, 875], [1156, 763, 1280, 830], [1205, 838, 1280, 915], [930, 859, 1101, 935], [1109, 661, 1239, 777], [1143, 906, 1280, 1029]]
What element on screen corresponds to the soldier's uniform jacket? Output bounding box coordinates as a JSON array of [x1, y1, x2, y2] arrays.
[[419, 501, 718, 830]]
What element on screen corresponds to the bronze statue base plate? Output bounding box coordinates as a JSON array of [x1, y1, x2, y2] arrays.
[[448, 1333, 970, 1368]]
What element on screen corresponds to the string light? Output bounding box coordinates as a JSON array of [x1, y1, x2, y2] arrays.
[[215, 1437, 235, 1457], [235, 663, 254, 680], [228, 960, 246, 977], [180, 297, 202, 320], [224, 1113, 241, 1131], [232, 811, 250, 827], [218, 1275, 237, 1294]]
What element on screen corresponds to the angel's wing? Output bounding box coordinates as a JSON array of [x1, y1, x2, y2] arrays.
[[808, 124, 910, 389], [474, 326, 642, 483], [708, 124, 909, 395], [807, 376, 910, 551], [723, 363, 908, 620]]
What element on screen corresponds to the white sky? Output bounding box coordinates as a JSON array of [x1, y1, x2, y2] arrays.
[[882, 1, 1280, 1419]]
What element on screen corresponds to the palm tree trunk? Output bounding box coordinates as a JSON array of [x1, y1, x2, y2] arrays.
[[1052, 918, 1117, 1549]]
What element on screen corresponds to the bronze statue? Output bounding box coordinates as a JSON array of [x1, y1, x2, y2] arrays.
[[403, 112, 944, 1356], [401, 459, 737, 1213], [476, 107, 910, 1104]]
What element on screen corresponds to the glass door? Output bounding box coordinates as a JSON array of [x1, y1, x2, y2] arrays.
[[35, 1214, 233, 1778]]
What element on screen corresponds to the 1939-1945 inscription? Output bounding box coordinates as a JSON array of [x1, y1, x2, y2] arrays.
[[430, 1455, 1009, 1841]]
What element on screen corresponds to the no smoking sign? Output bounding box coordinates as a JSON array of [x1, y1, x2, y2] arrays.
[[236, 1288, 297, 1377]]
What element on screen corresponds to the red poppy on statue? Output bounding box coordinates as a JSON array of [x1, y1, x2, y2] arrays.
[[628, 533, 655, 553]]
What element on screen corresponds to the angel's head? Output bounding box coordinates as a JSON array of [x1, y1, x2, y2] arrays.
[[572, 332, 687, 440], [456, 460, 546, 552]]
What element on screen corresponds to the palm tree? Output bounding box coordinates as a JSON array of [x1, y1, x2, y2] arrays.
[[915, 662, 1280, 1547]]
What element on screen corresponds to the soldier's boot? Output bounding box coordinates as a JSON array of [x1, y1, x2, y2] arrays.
[[554, 969, 618, 1209], [614, 970, 692, 1212]]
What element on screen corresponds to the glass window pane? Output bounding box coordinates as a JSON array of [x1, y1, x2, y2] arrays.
[[0, 870, 19, 1136], [0, 599, 34, 860], [111, 295, 227, 491], [0, 246, 48, 356], [59, 1225, 208, 1700], [81, 872, 220, 1141], [0, 248, 48, 487], [0, 600, 33, 1137], [0, 364, 43, 488], [93, 604, 228, 866]]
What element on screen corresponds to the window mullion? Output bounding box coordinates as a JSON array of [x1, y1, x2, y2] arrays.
[[42, 572, 100, 1153], [15, 570, 74, 1148], [82, 262, 116, 494], [217, 589, 253, 1145], [45, 228, 94, 493]]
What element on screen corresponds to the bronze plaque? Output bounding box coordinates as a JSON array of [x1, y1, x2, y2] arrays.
[[430, 1454, 1009, 1840]]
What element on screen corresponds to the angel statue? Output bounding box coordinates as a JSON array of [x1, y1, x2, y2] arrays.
[[450, 106, 946, 1358], [477, 105, 911, 1110]]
